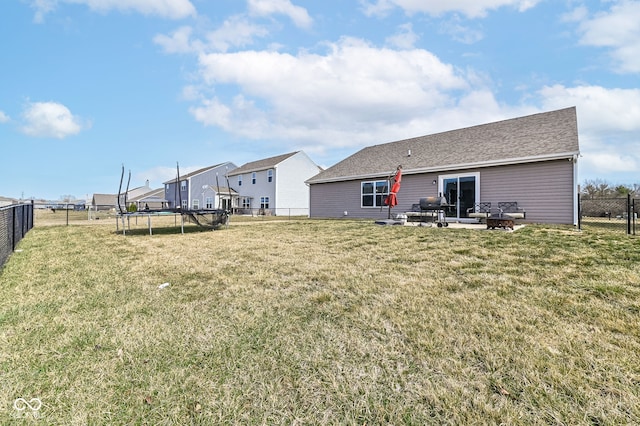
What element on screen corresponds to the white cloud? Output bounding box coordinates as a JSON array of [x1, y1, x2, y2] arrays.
[[539, 84, 640, 178], [30, 0, 196, 22], [205, 16, 270, 52], [185, 34, 640, 181], [30, 0, 56, 23], [155, 17, 269, 54], [539, 84, 640, 133], [154, 26, 201, 54], [189, 97, 234, 130], [0, 111, 9, 123], [575, 0, 640, 73], [248, 0, 313, 29], [582, 149, 638, 175], [360, 0, 541, 18], [385, 23, 419, 49], [188, 37, 506, 154], [561, 6, 588, 24], [439, 15, 484, 44], [21, 101, 87, 139], [135, 166, 182, 186]]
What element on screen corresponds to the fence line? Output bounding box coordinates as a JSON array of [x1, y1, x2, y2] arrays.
[[0, 202, 34, 270], [579, 194, 636, 235]]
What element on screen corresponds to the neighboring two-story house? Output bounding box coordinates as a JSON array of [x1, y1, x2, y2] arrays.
[[227, 151, 322, 216], [164, 162, 238, 211]]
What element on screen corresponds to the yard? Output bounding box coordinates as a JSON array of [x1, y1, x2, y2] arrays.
[[1, 218, 639, 424]]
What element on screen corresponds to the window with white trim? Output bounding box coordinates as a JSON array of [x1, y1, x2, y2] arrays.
[[205, 197, 213, 209], [192, 199, 200, 209], [238, 175, 242, 186], [181, 180, 187, 191], [361, 180, 388, 208], [260, 197, 269, 209], [241, 197, 251, 209], [267, 169, 273, 183], [181, 200, 188, 209], [252, 172, 257, 184]]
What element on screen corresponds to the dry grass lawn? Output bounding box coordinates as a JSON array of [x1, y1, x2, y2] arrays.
[[1, 217, 639, 424]]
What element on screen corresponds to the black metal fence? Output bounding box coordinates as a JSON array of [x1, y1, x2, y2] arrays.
[[0, 202, 34, 270], [579, 194, 636, 235]]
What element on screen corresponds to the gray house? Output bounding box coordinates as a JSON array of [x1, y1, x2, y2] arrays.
[[128, 188, 168, 211], [164, 162, 238, 210], [227, 151, 322, 216], [307, 107, 580, 225], [92, 193, 118, 211]]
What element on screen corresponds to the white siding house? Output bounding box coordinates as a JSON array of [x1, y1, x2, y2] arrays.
[[227, 151, 322, 216]]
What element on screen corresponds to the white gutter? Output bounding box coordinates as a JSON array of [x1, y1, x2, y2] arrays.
[[307, 152, 580, 184]]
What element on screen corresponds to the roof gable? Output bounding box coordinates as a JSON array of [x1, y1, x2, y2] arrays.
[[307, 107, 579, 183], [164, 162, 235, 184], [128, 188, 165, 202], [227, 152, 299, 176]]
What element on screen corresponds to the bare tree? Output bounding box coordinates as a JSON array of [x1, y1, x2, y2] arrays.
[[581, 179, 611, 198], [581, 180, 640, 198]]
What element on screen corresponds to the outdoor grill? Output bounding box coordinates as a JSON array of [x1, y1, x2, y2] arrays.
[[419, 196, 451, 227]]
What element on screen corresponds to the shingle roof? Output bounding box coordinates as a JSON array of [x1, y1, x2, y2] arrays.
[[92, 193, 117, 206], [164, 162, 230, 184], [227, 152, 299, 176], [203, 185, 238, 195], [307, 107, 580, 184], [129, 188, 166, 202]]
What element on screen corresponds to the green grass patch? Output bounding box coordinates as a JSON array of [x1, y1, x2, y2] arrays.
[[1, 220, 639, 423]]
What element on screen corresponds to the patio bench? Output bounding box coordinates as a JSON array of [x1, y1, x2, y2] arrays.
[[497, 202, 526, 219], [466, 202, 492, 222]]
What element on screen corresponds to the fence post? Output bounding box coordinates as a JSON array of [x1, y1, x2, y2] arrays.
[[577, 193, 582, 230], [628, 194, 632, 235], [22, 204, 26, 238], [632, 198, 636, 236], [11, 205, 16, 251]]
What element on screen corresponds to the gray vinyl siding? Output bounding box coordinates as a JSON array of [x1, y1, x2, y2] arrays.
[[310, 173, 441, 219], [164, 162, 237, 209], [308, 108, 579, 224], [476, 160, 575, 224], [310, 160, 575, 224]]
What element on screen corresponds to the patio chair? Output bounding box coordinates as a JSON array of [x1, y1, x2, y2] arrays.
[[466, 202, 492, 222]]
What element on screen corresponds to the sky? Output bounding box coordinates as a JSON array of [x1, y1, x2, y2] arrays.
[[1, 0, 639, 201]]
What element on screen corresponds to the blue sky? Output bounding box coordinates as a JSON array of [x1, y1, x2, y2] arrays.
[[1, 0, 638, 200]]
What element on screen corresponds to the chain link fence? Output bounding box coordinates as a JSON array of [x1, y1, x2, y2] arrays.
[[33, 203, 118, 226], [32, 204, 311, 225], [579, 195, 636, 235], [0, 202, 34, 270]]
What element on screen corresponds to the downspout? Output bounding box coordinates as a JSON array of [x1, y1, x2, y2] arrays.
[[573, 154, 579, 226], [274, 165, 278, 216]]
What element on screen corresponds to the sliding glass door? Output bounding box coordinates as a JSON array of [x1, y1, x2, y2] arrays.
[[440, 173, 479, 219]]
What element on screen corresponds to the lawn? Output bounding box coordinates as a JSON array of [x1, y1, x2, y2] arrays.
[[1, 219, 639, 424]]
